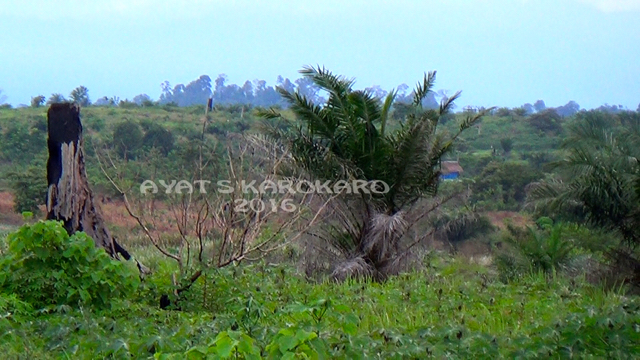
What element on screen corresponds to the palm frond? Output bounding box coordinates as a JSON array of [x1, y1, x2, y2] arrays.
[[412, 71, 436, 107], [300, 65, 355, 99], [255, 107, 282, 120], [331, 256, 376, 281], [361, 211, 407, 263], [380, 89, 397, 137], [527, 113, 640, 246], [439, 91, 462, 115], [457, 108, 491, 133]]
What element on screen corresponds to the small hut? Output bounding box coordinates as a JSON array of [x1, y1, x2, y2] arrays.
[[440, 161, 464, 180]]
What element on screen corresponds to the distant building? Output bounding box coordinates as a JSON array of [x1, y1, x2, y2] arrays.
[[440, 161, 463, 180]]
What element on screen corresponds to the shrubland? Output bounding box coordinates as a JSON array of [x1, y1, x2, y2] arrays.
[[1, 73, 640, 358], [1, 221, 638, 358]]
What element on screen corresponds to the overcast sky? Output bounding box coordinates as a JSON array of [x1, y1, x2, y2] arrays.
[[1, 0, 638, 109]]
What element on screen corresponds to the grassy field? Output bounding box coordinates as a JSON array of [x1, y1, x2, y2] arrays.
[[0, 243, 638, 359], [0, 220, 638, 359]]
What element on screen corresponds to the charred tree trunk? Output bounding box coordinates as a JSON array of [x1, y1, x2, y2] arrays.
[[46, 103, 145, 271]]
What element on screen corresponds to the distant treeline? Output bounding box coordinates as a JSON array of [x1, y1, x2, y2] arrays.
[[4, 74, 639, 116], [153, 74, 446, 109]]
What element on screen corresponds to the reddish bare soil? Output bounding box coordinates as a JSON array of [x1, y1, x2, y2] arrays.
[[95, 198, 182, 238], [97, 200, 139, 230], [484, 211, 531, 229], [0, 191, 178, 237], [0, 192, 23, 225]]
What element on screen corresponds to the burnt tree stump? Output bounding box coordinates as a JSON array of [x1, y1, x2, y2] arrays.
[[46, 103, 143, 270]]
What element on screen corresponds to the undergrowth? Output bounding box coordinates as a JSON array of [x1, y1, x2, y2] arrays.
[[0, 248, 638, 359], [0, 220, 139, 310]]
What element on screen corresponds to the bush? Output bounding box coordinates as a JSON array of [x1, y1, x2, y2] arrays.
[[496, 222, 575, 281], [113, 120, 143, 159], [435, 212, 495, 245], [470, 160, 542, 210], [500, 137, 513, 154], [141, 122, 175, 156], [0, 122, 46, 164], [458, 153, 493, 177], [521, 151, 555, 169], [8, 160, 48, 214], [0, 221, 139, 309], [528, 109, 563, 134], [118, 99, 138, 109]]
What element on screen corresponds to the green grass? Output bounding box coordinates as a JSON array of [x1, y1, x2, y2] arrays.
[[0, 253, 638, 359], [0, 223, 17, 244]]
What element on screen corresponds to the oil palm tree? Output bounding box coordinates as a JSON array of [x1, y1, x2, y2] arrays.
[[527, 111, 640, 246], [527, 111, 640, 284], [260, 66, 488, 280]]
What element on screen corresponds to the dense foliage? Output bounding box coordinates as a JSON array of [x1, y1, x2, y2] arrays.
[[7, 159, 47, 213], [263, 68, 484, 214], [470, 161, 542, 211], [0, 221, 139, 309], [528, 110, 640, 246], [0, 257, 638, 358]]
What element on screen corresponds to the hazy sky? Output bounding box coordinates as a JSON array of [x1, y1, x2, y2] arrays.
[[1, 0, 638, 109]]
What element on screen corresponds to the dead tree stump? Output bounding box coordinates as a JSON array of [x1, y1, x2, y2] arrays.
[[46, 103, 142, 269]]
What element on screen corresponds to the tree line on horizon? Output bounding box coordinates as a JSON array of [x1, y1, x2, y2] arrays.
[[1, 75, 638, 116]]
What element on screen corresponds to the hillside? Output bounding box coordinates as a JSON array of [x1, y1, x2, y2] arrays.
[[1, 102, 639, 358]]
